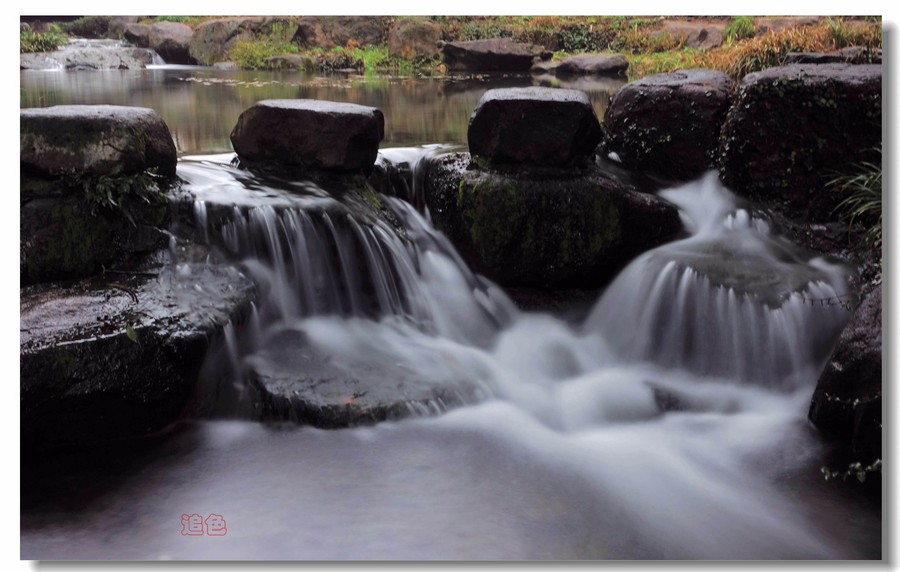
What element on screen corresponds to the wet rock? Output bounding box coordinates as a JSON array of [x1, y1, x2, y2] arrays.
[[230, 99, 385, 174], [20, 265, 256, 448], [784, 46, 882, 65], [552, 53, 629, 77], [264, 53, 315, 71], [21, 105, 177, 178], [294, 16, 390, 49], [148, 21, 195, 64], [719, 63, 882, 221], [602, 69, 734, 180], [387, 17, 442, 59], [754, 16, 820, 34], [657, 20, 726, 50], [423, 152, 681, 289], [247, 329, 487, 428], [809, 281, 882, 468], [20, 40, 155, 70], [189, 17, 299, 65], [441, 39, 549, 71], [468, 87, 603, 167]]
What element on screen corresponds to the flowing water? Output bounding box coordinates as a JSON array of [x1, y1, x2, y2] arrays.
[[20, 71, 880, 560]]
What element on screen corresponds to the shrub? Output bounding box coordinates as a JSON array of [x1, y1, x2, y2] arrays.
[[20, 29, 67, 53], [60, 16, 110, 38], [828, 147, 882, 249]]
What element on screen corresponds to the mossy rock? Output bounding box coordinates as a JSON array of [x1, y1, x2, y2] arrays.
[[718, 63, 881, 222], [423, 153, 681, 289]]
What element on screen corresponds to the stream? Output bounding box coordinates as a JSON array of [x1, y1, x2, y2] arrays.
[[20, 66, 881, 560]]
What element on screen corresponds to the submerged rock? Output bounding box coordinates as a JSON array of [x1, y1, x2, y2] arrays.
[[21, 105, 177, 178], [230, 99, 385, 174], [247, 329, 488, 428], [20, 265, 256, 448], [468, 87, 603, 167], [423, 152, 681, 289], [719, 63, 882, 221], [440, 38, 549, 71], [809, 281, 882, 482], [602, 69, 734, 180]]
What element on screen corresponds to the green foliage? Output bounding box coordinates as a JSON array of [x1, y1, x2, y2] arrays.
[[828, 147, 882, 249], [75, 169, 169, 227], [20, 29, 67, 53], [825, 17, 850, 49], [229, 39, 299, 69], [724, 16, 756, 43], [60, 16, 110, 38], [155, 16, 192, 24]]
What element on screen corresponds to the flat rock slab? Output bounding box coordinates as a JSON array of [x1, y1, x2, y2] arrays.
[[441, 38, 548, 71], [248, 328, 488, 428], [230, 99, 385, 174], [20, 40, 156, 70], [21, 105, 177, 178], [719, 63, 882, 220], [21, 264, 256, 448], [468, 87, 603, 167], [553, 53, 628, 77], [423, 152, 681, 289], [602, 69, 734, 180]]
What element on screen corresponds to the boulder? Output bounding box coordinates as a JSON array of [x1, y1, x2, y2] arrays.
[[108, 16, 140, 39], [601, 69, 734, 180], [20, 41, 155, 71], [387, 17, 442, 60], [809, 281, 881, 490], [754, 16, 820, 34], [441, 39, 549, 71], [189, 17, 299, 66], [553, 53, 628, 77], [230, 99, 385, 174], [293, 16, 390, 49], [20, 265, 255, 448], [423, 153, 682, 288], [264, 53, 315, 71], [658, 20, 725, 50], [21, 105, 177, 178], [468, 87, 603, 167], [122, 23, 152, 47], [148, 21, 194, 64], [719, 63, 882, 221]]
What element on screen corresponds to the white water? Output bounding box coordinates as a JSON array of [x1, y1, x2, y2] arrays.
[[21, 153, 879, 560]]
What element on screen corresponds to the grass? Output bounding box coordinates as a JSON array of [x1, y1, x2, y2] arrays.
[[724, 16, 756, 43], [828, 147, 882, 249], [20, 29, 68, 53]]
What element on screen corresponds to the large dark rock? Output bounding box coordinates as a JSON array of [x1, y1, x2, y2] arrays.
[[553, 53, 628, 77], [293, 16, 390, 49], [108, 16, 140, 38], [230, 99, 385, 174], [602, 69, 734, 180], [21, 105, 177, 178], [189, 17, 299, 65], [387, 17, 442, 59], [809, 281, 882, 466], [247, 329, 486, 428], [441, 39, 549, 71], [423, 153, 682, 288], [468, 87, 603, 167], [20, 265, 256, 448], [122, 22, 152, 47], [719, 63, 882, 221], [148, 21, 195, 64]]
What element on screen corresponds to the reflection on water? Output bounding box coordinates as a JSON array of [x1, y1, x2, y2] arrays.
[[20, 68, 625, 154]]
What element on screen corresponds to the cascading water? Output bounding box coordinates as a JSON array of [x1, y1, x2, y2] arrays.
[[22, 150, 878, 560]]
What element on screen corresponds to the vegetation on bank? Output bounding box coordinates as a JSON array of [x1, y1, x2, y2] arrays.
[[829, 146, 883, 250], [21, 15, 881, 82], [20, 28, 67, 53]]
